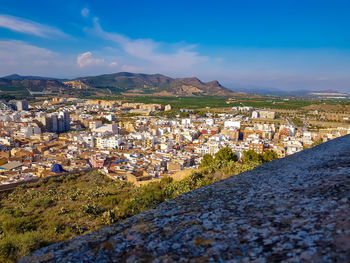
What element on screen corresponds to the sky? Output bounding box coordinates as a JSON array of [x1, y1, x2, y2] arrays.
[[0, 0, 349, 92]]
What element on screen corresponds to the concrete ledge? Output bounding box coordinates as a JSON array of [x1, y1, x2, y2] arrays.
[[21, 135, 350, 262]]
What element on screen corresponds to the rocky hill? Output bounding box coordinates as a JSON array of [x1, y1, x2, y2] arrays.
[[21, 135, 350, 262], [0, 78, 67, 93], [0, 72, 240, 97], [69, 72, 237, 96]]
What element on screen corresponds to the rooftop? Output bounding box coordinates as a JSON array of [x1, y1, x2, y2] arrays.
[[21, 135, 350, 262], [0, 161, 22, 170]]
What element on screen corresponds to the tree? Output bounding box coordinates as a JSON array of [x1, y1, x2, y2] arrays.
[[179, 112, 190, 118], [199, 154, 214, 168], [261, 150, 278, 163], [312, 138, 323, 147], [164, 111, 177, 119], [242, 150, 260, 164], [215, 147, 238, 163], [196, 111, 206, 117]]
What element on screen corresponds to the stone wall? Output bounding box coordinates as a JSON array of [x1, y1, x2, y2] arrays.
[[21, 135, 350, 262]]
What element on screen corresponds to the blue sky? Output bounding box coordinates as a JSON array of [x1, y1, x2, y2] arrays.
[[0, 0, 349, 91]]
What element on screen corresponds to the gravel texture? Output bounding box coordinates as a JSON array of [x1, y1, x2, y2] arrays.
[[20, 135, 350, 262]]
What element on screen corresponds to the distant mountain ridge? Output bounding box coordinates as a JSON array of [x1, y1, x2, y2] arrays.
[[2, 74, 64, 80], [0, 72, 241, 97], [70, 72, 237, 96], [0, 78, 67, 93], [234, 85, 349, 97]]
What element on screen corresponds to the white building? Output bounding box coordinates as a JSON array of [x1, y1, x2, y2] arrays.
[[96, 136, 123, 149], [181, 118, 192, 126], [89, 120, 103, 130], [16, 125, 41, 138], [206, 119, 215, 126], [104, 114, 117, 122], [252, 111, 259, 118], [160, 140, 174, 151], [93, 123, 118, 134], [224, 120, 241, 129], [16, 100, 29, 111]]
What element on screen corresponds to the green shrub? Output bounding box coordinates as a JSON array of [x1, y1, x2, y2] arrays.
[[101, 210, 117, 225], [199, 154, 214, 168], [0, 161, 274, 262], [215, 147, 238, 163], [0, 238, 17, 262], [82, 203, 104, 216], [32, 197, 56, 208], [0, 231, 49, 262], [1, 217, 37, 234]]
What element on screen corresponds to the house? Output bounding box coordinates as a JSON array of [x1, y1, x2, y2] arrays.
[[0, 161, 23, 171]]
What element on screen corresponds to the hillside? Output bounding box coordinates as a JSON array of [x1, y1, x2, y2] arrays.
[[0, 148, 268, 262], [0, 78, 66, 94], [0, 170, 215, 262], [0, 72, 241, 97], [69, 72, 237, 96], [1, 74, 62, 81], [21, 135, 350, 263]]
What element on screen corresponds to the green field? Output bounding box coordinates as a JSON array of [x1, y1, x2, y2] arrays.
[[129, 96, 229, 109], [90, 95, 350, 111], [3, 91, 350, 112]]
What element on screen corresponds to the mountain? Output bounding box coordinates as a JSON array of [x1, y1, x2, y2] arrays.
[[0, 78, 67, 94], [2, 74, 63, 80], [67, 72, 238, 96], [2, 73, 347, 98], [235, 85, 349, 97], [0, 72, 242, 97]]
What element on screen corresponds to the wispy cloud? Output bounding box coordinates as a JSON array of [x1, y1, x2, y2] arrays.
[[0, 40, 61, 76], [81, 8, 90, 18], [0, 40, 55, 60], [77, 51, 105, 67], [0, 14, 67, 38], [0, 40, 121, 77], [91, 18, 208, 73]]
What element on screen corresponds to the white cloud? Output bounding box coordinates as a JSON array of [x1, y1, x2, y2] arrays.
[[0, 14, 67, 38], [0, 40, 121, 77], [0, 40, 66, 76], [0, 40, 55, 62], [91, 18, 208, 73], [77, 51, 104, 67], [109, 61, 118, 67], [81, 8, 90, 18]]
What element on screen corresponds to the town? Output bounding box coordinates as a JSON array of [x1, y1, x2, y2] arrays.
[[1, 97, 349, 187], [1, 1, 350, 261]]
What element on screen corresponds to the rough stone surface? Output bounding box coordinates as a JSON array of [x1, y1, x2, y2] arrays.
[[21, 135, 350, 262]]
